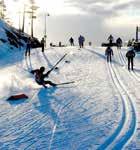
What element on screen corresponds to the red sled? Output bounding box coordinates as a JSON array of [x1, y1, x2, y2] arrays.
[[7, 94, 28, 101]]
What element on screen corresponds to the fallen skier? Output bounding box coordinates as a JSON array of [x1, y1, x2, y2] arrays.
[[31, 66, 57, 88], [31, 66, 74, 88]]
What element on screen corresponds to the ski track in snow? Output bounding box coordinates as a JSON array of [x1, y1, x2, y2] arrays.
[[85, 47, 137, 150], [109, 59, 136, 149], [114, 48, 140, 149], [96, 61, 127, 150], [1, 46, 140, 149]]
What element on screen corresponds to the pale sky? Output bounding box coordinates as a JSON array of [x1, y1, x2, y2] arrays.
[[3, 0, 140, 45]]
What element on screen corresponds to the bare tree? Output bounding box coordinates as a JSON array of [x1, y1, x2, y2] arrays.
[[0, 0, 6, 19], [27, 0, 39, 37]]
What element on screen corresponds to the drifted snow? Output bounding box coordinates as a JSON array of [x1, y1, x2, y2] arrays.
[[0, 46, 140, 149]]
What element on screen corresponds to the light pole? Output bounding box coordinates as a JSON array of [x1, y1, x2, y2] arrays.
[[31, 6, 33, 37], [136, 26, 139, 42], [22, 4, 26, 33], [0, 0, 6, 19], [18, 11, 21, 50], [44, 11, 49, 47], [30, 5, 39, 38], [26, 5, 38, 38]]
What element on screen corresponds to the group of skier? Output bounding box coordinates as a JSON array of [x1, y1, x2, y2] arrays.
[[107, 34, 123, 49], [69, 35, 85, 48], [25, 34, 86, 57], [25, 34, 136, 88], [25, 37, 45, 57], [105, 35, 135, 71]]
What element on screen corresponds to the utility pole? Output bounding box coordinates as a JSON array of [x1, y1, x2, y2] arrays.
[[27, 4, 38, 38], [44, 12, 49, 47], [31, 5, 34, 37], [0, 0, 6, 19], [136, 26, 139, 42], [18, 11, 21, 50], [22, 5, 26, 33]]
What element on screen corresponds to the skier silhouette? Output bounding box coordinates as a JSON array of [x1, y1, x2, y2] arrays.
[[25, 37, 31, 57], [69, 37, 74, 46], [31, 66, 56, 88], [78, 35, 85, 48], [126, 47, 135, 71], [41, 37, 45, 52], [108, 35, 114, 44], [116, 37, 123, 49], [105, 46, 114, 62]]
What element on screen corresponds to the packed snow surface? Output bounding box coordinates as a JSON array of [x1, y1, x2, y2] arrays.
[[0, 46, 140, 149]]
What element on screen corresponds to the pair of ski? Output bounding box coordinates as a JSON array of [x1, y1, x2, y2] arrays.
[[42, 81, 75, 89]]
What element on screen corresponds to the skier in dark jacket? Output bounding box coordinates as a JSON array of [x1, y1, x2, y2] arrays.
[[41, 38, 45, 52], [78, 35, 85, 48], [69, 37, 74, 46], [25, 37, 31, 57], [116, 37, 123, 49], [126, 48, 135, 71], [31, 66, 56, 88], [108, 35, 114, 44], [105, 46, 114, 62]]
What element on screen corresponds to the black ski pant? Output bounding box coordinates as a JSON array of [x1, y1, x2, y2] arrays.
[[70, 42, 74, 46], [42, 44, 44, 52], [109, 40, 113, 44], [36, 80, 56, 87], [107, 54, 112, 62], [25, 47, 31, 56], [44, 81, 56, 86], [128, 57, 134, 70], [79, 42, 84, 48]]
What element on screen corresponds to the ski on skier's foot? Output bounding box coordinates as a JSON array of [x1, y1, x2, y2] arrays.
[[56, 81, 75, 86]]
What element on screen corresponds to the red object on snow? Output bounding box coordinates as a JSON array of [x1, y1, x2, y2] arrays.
[[7, 94, 28, 100]]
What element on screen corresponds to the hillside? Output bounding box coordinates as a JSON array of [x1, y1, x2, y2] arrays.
[[0, 19, 41, 67]]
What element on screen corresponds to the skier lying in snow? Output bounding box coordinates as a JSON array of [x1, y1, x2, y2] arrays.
[[31, 66, 75, 88], [31, 66, 56, 88]]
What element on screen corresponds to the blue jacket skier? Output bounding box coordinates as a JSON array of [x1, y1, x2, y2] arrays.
[[78, 35, 85, 48]]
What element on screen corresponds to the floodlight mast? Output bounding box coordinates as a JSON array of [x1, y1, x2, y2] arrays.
[[136, 26, 139, 42], [44, 11, 50, 47]]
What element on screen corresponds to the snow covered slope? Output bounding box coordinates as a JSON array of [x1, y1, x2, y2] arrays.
[[1, 43, 140, 149], [0, 19, 28, 68]]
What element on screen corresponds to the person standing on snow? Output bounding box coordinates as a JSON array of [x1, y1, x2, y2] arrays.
[[25, 37, 31, 57], [116, 37, 123, 49], [78, 35, 85, 48], [126, 47, 135, 71], [41, 37, 45, 52], [105, 46, 114, 62], [89, 42, 92, 46], [69, 37, 74, 46], [108, 35, 114, 44]]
